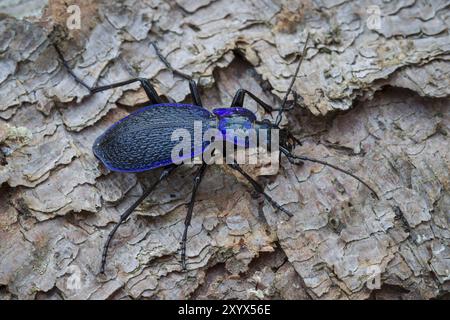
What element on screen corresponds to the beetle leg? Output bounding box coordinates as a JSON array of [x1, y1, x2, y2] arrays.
[[150, 41, 205, 108], [93, 78, 163, 104], [53, 43, 163, 104], [52, 43, 92, 91], [180, 162, 208, 271], [100, 165, 177, 274], [189, 80, 204, 107], [178, 79, 206, 269], [231, 89, 274, 114], [150, 42, 204, 108], [150, 41, 192, 81], [227, 162, 293, 217], [230, 89, 300, 116]]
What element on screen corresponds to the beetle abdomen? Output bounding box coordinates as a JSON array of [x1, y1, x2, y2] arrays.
[[93, 104, 214, 172]]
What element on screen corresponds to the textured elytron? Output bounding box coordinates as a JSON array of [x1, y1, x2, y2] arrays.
[[93, 104, 214, 171]]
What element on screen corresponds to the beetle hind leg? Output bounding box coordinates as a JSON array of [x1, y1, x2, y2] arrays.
[[53, 43, 163, 104], [180, 163, 208, 271], [100, 165, 177, 274], [150, 41, 192, 81], [150, 42, 205, 108]]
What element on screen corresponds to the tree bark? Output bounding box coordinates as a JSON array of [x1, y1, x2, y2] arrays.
[[0, 0, 449, 299]]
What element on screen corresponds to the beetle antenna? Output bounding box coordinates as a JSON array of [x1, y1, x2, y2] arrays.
[[280, 147, 379, 199], [275, 32, 310, 126]]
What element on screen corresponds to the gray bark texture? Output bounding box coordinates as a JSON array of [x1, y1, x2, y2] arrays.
[[0, 0, 449, 300]]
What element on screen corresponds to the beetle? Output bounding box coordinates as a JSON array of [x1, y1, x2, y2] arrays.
[[53, 33, 378, 273]]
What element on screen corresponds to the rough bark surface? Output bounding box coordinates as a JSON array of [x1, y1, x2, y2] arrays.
[[0, 0, 449, 299]]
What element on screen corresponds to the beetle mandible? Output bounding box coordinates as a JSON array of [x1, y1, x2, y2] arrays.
[[53, 33, 378, 273]]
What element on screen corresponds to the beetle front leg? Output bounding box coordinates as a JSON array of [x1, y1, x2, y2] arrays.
[[231, 89, 274, 114], [180, 162, 208, 270]]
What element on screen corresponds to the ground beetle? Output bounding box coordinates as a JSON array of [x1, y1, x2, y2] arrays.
[[53, 33, 378, 273]]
